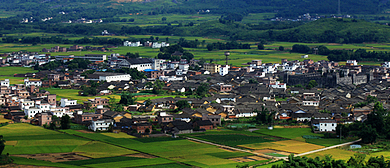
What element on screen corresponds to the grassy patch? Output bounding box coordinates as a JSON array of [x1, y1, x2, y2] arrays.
[[133, 137, 183, 143], [11, 156, 83, 168], [0, 76, 26, 84], [62, 156, 143, 166], [100, 132, 137, 138], [193, 134, 273, 147], [207, 152, 254, 159], [305, 148, 357, 160], [240, 140, 324, 154], [137, 163, 191, 168], [0, 66, 37, 76], [72, 141, 138, 158], [83, 158, 175, 168], [253, 128, 321, 141], [265, 153, 287, 157], [305, 138, 357, 147]]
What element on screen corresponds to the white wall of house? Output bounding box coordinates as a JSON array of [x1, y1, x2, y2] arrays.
[[24, 79, 42, 87], [1, 79, 9, 87], [24, 107, 43, 118], [89, 119, 113, 131], [60, 98, 77, 107], [99, 74, 131, 82], [319, 122, 337, 132], [302, 101, 319, 106], [236, 112, 257, 118], [219, 65, 229, 76]]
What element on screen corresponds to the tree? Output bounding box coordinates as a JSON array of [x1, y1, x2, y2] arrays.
[[152, 80, 165, 94], [306, 80, 318, 89], [359, 124, 378, 144], [162, 17, 167, 22], [60, 114, 71, 129], [279, 46, 284, 51], [176, 100, 191, 110], [0, 135, 5, 155], [119, 92, 137, 105], [145, 98, 152, 107], [196, 83, 209, 98], [257, 43, 265, 50]]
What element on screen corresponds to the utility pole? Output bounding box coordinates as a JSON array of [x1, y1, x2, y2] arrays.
[[340, 125, 342, 142], [338, 0, 341, 15]]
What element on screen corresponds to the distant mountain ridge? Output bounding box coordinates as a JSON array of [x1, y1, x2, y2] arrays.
[[0, 0, 387, 19]]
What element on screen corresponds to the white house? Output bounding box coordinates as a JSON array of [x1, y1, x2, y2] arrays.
[[88, 119, 113, 131], [383, 62, 390, 68], [346, 60, 358, 66], [117, 58, 153, 71], [152, 42, 169, 48], [179, 64, 189, 71], [219, 65, 229, 76], [24, 107, 43, 118], [302, 100, 319, 106], [60, 98, 77, 107], [312, 119, 337, 132], [234, 110, 257, 118], [269, 81, 286, 90], [50, 107, 72, 118], [0, 79, 9, 87], [159, 76, 184, 82], [98, 73, 131, 82], [123, 41, 142, 47], [24, 78, 42, 87]]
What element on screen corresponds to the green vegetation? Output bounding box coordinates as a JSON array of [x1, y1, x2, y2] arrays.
[[254, 128, 320, 141], [62, 156, 144, 166], [73, 141, 138, 158], [0, 67, 37, 76], [192, 134, 273, 147]]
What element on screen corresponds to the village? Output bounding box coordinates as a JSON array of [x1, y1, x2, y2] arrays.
[[1, 48, 389, 137]]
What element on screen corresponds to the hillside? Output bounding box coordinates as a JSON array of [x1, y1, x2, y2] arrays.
[[0, 0, 388, 20]]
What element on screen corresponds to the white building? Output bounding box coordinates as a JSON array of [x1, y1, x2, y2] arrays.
[[1, 79, 9, 87], [97, 73, 131, 82], [152, 42, 169, 48], [159, 76, 184, 82], [153, 59, 164, 70], [219, 65, 229, 76], [24, 78, 42, 87], [302, 100, 319, 106], [60, 98, 77, 107], [24, 107, 43, 118], [117, 58, 153, 71], [313, 119, 337, 132], [51, 107, 72, 118], [346, 60, 358, 66], [88, 119, 113, 131], [383, 62, 390, 68], [269, 81, 286, 90], [123, 41, 142, 47], [179, 64, 189, 71]]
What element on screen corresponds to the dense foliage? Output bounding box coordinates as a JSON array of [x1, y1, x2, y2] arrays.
[[273, 154, 390, 168]]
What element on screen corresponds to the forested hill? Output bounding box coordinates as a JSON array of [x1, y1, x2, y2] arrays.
[[0, 0, 388, 19], [175, 18, 390, 43]]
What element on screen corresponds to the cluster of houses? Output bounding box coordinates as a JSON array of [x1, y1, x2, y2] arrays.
[[42, 45, 114, 53], [4, 50, 390, 135], [123, 41, 170, 48]]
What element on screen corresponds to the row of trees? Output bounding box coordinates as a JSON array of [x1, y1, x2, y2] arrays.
[[157, 44, 194, 61], [337, 102, 390, 144], [273, 154, 390, 168], [206, 42, 251, 51]]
